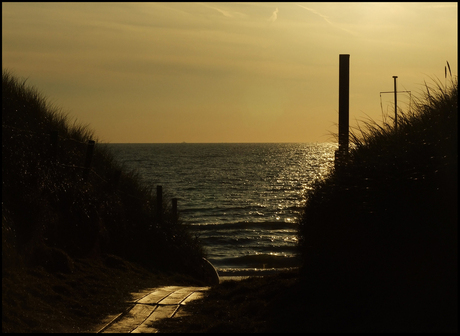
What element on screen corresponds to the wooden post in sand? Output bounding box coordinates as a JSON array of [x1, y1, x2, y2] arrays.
[[336, 54, 350, 166]]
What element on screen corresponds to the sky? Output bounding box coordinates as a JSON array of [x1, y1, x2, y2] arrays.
[[2, 2, 458, 143]]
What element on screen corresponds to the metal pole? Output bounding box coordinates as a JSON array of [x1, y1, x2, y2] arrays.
[[338, 54, 350, 164], [393, 76, 398, 133]]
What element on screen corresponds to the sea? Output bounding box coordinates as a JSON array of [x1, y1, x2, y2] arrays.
[[105, 143, 337, 276]]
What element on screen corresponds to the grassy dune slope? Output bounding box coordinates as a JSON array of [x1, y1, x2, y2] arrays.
[[2, 70, 212, 332], [297, 77, 457, 332]]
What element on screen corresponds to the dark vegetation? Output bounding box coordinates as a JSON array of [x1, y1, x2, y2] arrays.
[[2, 70, 212, 332], [297, 75, 458, 332], [2, 68, 457, 333], [155, 75, 458, 332], [154, 270, 305, 333], [2, 255, 201, 332]]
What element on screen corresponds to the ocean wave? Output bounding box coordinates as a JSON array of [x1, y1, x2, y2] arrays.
[[186, 221, 298, 231], [217, 267, 299, 277], [182, 204, 273, 214]]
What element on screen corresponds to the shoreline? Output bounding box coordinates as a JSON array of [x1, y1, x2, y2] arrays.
[[217, 266, 300, 278]]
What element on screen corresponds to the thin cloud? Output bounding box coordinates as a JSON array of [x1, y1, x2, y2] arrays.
[[297, 4, 355, 35], [200, 3, 246, 19], [268, 7, 279, 23], [297, 4, 332, 25]]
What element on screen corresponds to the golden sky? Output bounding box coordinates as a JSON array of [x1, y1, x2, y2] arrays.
[[2, 2, 457, 143]]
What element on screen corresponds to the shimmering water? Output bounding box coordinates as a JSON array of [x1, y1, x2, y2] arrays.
[[105, 143, 337, 275]]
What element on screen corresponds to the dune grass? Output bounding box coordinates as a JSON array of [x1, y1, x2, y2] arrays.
[[297, 76, 457, 332], [2, 255, 204, 333], [2, 69, 208, 273], [2, 69, 214, 332]]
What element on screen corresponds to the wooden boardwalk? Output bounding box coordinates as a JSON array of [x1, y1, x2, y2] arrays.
[[97, 286, 210, 333]]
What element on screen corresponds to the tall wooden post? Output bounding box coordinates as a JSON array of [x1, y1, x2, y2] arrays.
[[337, 54, 350, 165], [393, 76, 398, 133]]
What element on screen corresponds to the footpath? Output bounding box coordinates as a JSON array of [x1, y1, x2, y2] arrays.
[[94, 257, 254, 333], [96, 285, 211, 333], [94, 274, 252, 333]]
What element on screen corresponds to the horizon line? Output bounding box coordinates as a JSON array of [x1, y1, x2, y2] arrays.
[[100, 141, 338, 145]]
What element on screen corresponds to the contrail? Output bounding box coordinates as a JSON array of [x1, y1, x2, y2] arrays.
[[297, 4, 332, 25], [204, 4, 233, 18], [297, 4, 355, 35], [199, 3, 246, 19]]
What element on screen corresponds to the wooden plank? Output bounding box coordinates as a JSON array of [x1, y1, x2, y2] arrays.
[[94, 314, 122, 333], [130, 286, 208, 304], [154, 286, 209, 305], [137, 288, 175, 305], [173, 290, 209, 319], [157, 288, 195, 305], [129, 288, 158, 303], [131, 305, 178, 333], [101, 304, 155, 333], [177, 286, 211, 291], [99, 286, 211, 333], [180, 291, 207, 305], [96, 305, 134, 333]]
